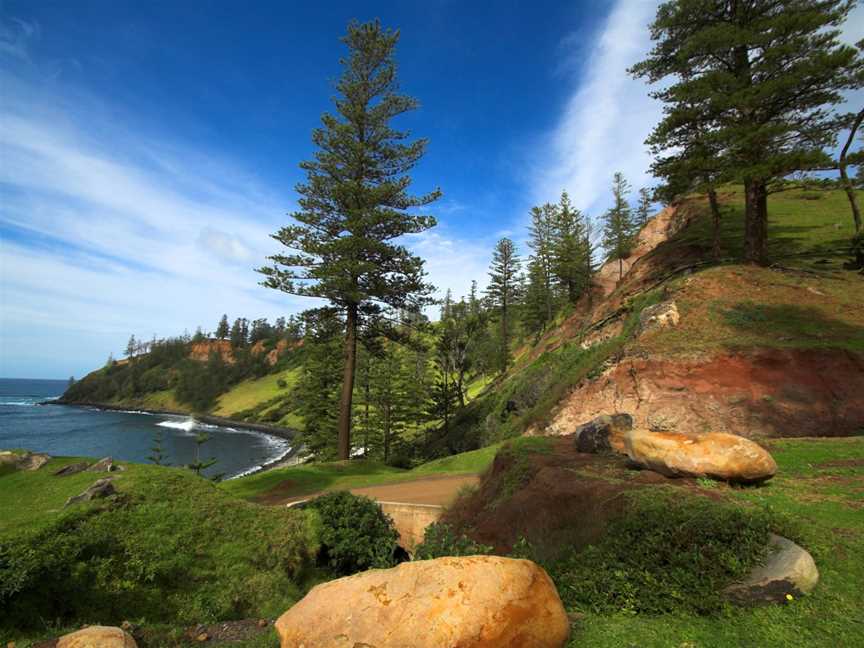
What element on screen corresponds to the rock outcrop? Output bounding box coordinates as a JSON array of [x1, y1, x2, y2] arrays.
[[57, 626, 137, 648], [725, 534, 819, 605], [544, 349, 864, 439], [639, 300, 680, 333], [0, 450, 50, 471], [624, 429, 777, 483], [274, 556, 570, 648], [65, 478, 117, 507], [88, 456, 122, 472], [54, 461, 90, 476], [573, 413, 633, 454]]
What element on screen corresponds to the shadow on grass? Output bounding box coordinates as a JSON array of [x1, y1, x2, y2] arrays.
[[721, 302, 864, 351]]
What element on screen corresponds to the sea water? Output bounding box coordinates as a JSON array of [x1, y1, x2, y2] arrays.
[[0, 378, 291, 479]]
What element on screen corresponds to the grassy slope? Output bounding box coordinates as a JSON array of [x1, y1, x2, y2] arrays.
[[220, 443, 503, 501], [212, 367, 302, 427], [0, 455, 317, 644], [637, 186, 864, 355], [567, 437, 864, 647]]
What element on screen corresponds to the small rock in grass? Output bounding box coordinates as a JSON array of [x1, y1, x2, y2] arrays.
[[724, 534, 819, 605], [57, 626, 137, 648], [54, 462, 90, 476], [88, 456, 122, 472], [257, 619, 268, 628], [65, 478, 116, 507], [196, 633, 209, 642]]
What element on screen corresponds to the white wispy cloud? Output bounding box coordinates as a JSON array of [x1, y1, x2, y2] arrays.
[[532, 0, 661, 218], [0, 41, 490, 375]]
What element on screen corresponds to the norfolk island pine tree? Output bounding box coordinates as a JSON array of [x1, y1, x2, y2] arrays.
[[258, 20, 440, 460]]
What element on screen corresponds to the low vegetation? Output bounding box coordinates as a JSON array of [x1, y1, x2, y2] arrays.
[[0, 457, 319, 642]]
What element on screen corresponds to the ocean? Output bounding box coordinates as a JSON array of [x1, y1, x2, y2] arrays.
[[0, 378, 292, 479]]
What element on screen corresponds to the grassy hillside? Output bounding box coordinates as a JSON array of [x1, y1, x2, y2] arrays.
[[220, 441, 504, 501], [558, 436, 864, 647], [0, 454, 318, 645]]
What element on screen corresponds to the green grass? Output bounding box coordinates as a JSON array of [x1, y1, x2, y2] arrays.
[[221, 436, 553, 502], [0, 457, 319, 645], [219, 459, 409, 500], [213, 367, 300, 417], [412, 443, 502, 475], [671, 186, 861, 270], [464, 373, 493, 401], [561, 437, 864, 647]]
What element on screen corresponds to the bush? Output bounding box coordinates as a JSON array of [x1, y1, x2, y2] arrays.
[[414, 522, 493, 560], [546, 490, 784, 615], [305, 491, 400, 575]]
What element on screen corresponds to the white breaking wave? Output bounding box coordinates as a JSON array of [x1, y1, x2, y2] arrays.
[[156, 418, 205, 433]]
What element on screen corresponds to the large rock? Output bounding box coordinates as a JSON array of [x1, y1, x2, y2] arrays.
[[574, 413, 633, 454], [624, 429, 777, 483], [54, 461, 90, 476], [639, 300, 680, 333], [57, 626, 137, 648], [65, 478, 116, 507], [88, 456, 122, 472], [275, 556, 570, 648], [0, 451, 50, 471], [725, 534, 819, 605]]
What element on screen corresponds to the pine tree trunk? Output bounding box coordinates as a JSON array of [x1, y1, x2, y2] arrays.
[[744, 180, 768, 265], [501, 297, 508, 373], [337, 304, 358, 460], [363, 361, 370, 457], [839, 109, 863, 237], [707, 185, 722, 259]]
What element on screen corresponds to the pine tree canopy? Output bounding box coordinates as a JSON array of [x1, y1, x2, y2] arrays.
[[259, 20, 440, 318], [632, 0, 863, 264], [602, 172, 636, 279], [257, 20, 440, 459]]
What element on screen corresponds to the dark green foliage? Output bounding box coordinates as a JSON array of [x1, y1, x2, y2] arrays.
[[188, 432, 218, 477], [305, 491, 399, 575], [546, 491, 782, 615], [175, 351, 231, 411], [552, 190, 592, 305], [414, 521, 493, 560], [601, 172, 636, 280], [440, 291, 662, 452], [485, 238, 522, 372], [636, 187, 652, 226], [258, 19, 440, 460], [216, 314, 229, 339], [292, 310, 344, 459], [0, 470, 316, 629], [632, 0, 863, 264], [524, 203, 557, 334], [148, 430, 167, 466]]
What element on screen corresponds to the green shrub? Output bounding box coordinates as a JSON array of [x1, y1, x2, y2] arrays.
[[546, 490, 783, 615], [305, 491, 400, 575], [414, 522, 493, 560]]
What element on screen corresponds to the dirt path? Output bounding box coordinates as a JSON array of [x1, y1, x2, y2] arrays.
[[265, 473, 480, 507]]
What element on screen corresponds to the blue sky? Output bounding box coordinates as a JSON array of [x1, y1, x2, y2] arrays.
[[1, 1, 862, 379]]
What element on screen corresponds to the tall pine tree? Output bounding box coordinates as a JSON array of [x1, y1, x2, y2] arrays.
[[601, 172, 636, 281], [632, 0, 863, 265], [485, 238, 521, 372], [552, 190, 589, 305], [259, 21, 440, 459]]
